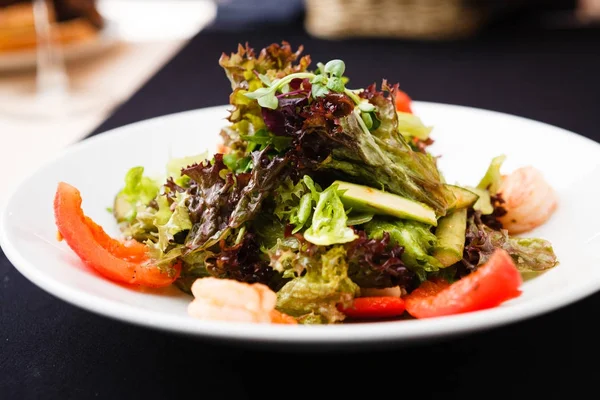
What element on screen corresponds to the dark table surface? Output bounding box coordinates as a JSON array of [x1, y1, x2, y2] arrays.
[[2, 13, 600, 400]]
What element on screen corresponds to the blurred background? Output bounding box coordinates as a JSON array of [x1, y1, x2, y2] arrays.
[[0, 0, 599, 198], [215, 0, 600, 36]]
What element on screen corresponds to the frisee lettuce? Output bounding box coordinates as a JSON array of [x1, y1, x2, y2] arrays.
[[275, 246, 359, 324], [273, 175, 322, 234]]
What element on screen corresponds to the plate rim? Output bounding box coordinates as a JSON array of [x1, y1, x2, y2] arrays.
[[2, 101, 600, 345]]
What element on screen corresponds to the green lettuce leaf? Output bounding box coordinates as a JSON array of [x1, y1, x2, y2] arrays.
[[275, 246, 359, 324], [508, 237, 559, 272], [464, 213, 558, 273], [173, 251, 212, 294], [253, 211, 287, 251], [396, 111, 432, 141], [303, 183, 358, 246], [222, 152, 252, 174], [273, 175, 322, 234], [364, 217, 442, 280], [127, 194, 192, 272], [268, 236, 318, 279], [113, 166, 160, 223], [154, 192, 192, 252], [118, 205, 159, 242], [240, 129, 293, 153], [317, 84, 454, 216], [346, 231, 416, 289]]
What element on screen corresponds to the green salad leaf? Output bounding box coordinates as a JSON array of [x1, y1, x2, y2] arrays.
[[303, 184, 358, 246], [240, 129, 293, 153], [396, 111, 432, 141], [253, 212, 287, 251], [317, 83, 455, 216], [155, 192, 192, 252], [508, 237, 559, 272], [275, 246, 359, 324], [464, 213, 558, 273], [364, 217, 442, 280], [268, 236, 318, 279], [273, 175, 321, 234], [113, 166, 160, 223]]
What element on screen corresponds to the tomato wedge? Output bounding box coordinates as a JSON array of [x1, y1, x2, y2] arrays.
[[54, 182, 180, 287], [339, 296, 406, 319], [394, 89, 413, 114], [404, 249, 522, 318]]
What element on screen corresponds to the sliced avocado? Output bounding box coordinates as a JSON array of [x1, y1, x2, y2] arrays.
[[467, 186, 494, 215], [334, 180, 437, 226], [447, 185, 479, 210], [433, 208, 468, 267]]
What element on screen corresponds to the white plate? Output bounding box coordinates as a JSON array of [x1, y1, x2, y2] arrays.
[[2, 102, 600, 347], [0, 19, 119, 72]]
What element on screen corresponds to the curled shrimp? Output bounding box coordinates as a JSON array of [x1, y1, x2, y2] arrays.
[[187, 277, 297, 324], [497, 166, 558, 235]]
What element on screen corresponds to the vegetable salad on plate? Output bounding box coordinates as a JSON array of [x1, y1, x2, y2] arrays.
[[54, 42, 559, 325]]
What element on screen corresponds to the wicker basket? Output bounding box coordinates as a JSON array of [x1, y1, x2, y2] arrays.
[[304, 0, 493, 40]]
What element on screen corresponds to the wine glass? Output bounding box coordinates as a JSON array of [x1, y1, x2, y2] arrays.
[[0, 0, 107, 120]]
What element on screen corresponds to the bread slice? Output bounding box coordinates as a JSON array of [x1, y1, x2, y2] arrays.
[[0, 2, 100, 53]]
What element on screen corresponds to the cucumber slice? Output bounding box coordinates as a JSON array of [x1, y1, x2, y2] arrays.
[[433, 208, 468, 267], [447, 185, 479, 210]]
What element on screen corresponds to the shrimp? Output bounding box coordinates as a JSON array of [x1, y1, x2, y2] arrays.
[[187, 277, 297, 324], [497, 166, 558, 235]]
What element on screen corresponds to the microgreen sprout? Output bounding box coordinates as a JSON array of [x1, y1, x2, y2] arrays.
[[244, 72, 313, 109], [244, 58, 374, 123]]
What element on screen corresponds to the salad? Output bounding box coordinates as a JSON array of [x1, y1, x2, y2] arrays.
[[54, 42, 559, 325]]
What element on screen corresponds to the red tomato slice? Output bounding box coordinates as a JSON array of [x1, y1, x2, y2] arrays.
[[406, 279, 451, 300], [339, 296, 406, 319], [395, 89, 413, 114], [404, 249, 522, 318], [54, 182, 180, 287], [84, 216, 148, 262]]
